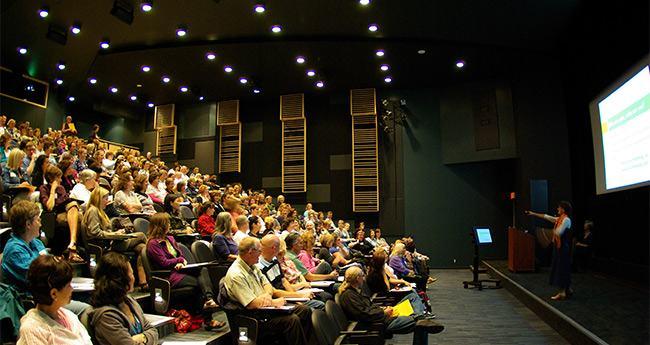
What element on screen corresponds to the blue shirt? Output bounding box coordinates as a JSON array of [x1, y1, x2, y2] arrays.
[[1, 234, 46, 291]]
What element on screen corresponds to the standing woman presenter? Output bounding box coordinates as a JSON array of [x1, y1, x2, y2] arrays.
[[526, 201, 573, 300]]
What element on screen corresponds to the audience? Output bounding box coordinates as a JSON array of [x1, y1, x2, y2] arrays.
[[212, 212, 239, 262], [196, 202, 216, 238]]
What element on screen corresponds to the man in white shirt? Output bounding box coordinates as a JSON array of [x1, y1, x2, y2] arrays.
[[232, 215, 250, 245]]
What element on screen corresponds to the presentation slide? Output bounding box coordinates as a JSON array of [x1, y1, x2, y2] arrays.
[[591, 60, 650, 194]]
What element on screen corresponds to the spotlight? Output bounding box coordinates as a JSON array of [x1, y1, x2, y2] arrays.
[[147, 103, 154, 108], [224, 65, 233, 73], [176, 26, 187, 37], [141, 65, 151, 72], [296, 56, 306, 64], [455, 60, 465, 68], [110, 87, 118, 93], [180, 86, 188, 92], [71, 23, 82, 35], [306, 70, 316, 77], [375, 49, 385, 57], [380, 64, 389, 71], [253, 88, 261, 94], [68, 96, 75, 102], [141, 1, 153, 12], [39, 7, 49, 18], [57, 62, 66, 70], [18, 47, 28, 55], [368, 24, 378, 32], [162, 76, 170, 83], [384, 76, 392, 83], [316, 81, 324, 88], [206, 52, 216, 60], [88, 78, 97, 84], [271, 25, 282, 33], [239, 77, 248, 84], [100, 40, 110, 49], [55, 78, 63, 85], [254, 2, 265, 13], [359, 0, 370, 5]]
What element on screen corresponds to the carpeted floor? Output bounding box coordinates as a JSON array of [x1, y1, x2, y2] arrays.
[[390, 269, 568, 345], [487, 260, 650, 345]]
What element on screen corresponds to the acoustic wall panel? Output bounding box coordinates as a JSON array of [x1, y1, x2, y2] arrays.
[[351, 88, 379, 212], [280, 93, 305, 120], [156, 125, 177, 155], [154, 104, 175, 129], [219, 123, 241, 173], [350, 88, 377, 116], [282, 118, 306, 193], [217, 100, 239, 125]]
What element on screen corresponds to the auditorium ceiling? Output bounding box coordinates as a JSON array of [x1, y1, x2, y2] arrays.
[[1, 0, 580, 110]]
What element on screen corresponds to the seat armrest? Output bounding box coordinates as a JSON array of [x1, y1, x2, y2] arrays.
[[150, 277, 171, 314]]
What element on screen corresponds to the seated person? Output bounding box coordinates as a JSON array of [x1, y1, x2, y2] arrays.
[[389, 243, 427, 291], [248, 215, 264, 239], [318, 233, 352, 268], [61, 116, 78, 136], [145, 213, 218, 313], [82, 187, 147, 288], [339, 266, 443, 343], [113, 175, 147, 215], [285, 233, 339, 282], [256, 234, 324, 309], [232, 215, 250, 244], [145, 172, 165, 204], [2, 148, 32, 196], [297, 231, 332, 274], [212, 212, 238, 262], [196, 202, 216, 238], [220, 237, 312, 345], [574, 220, 594, 271], [38, 165, 84, 263], [88, 252, 159, 345], [132, 174, 157, 214], [349, 230, 375, 255], [17, 255, 92, 345], [365, 229, 379, 248], [69, 169, 97, 212], [163, 194, 194, 234]]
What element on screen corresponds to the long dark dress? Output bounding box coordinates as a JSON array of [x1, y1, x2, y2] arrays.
[[549, 220, 571, 289]]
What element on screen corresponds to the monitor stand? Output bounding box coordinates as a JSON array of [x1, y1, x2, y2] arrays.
[[463, 237, 501, 290]]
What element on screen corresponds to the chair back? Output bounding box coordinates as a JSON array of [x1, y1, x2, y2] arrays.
[[325, 300, 347, 333], [133, 218, 150, 235], [312, 309, 337, 345], [153, 203, 164, 213], [140, 245, 154, 281], [191, 240, 215, 263], [176, 242, 196, 264], [179, 205, 195, 220]]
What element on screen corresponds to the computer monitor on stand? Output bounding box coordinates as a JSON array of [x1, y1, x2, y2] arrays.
[[463, 227, 501, 290]]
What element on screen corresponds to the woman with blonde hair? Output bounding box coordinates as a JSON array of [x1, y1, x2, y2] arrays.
[[211, 211, 238, 261], [318, 233, 352, 268], [298, 231, 332, 274], [83, 187, 147, 287], [2, 148, 29, 190]]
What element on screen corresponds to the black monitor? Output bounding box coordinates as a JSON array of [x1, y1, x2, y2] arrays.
[[473, 227, 493, 245]]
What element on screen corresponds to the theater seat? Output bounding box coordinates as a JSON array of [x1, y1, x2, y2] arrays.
[[140, 246, 194, 314], [312, 309, 383, 345]]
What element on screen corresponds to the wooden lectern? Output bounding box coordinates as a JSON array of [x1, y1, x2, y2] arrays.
[[508, 227, 535, 272]]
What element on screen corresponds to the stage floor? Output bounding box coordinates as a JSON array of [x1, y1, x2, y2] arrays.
[[486, 260, 649, 345], [389, 269, 567, 345]]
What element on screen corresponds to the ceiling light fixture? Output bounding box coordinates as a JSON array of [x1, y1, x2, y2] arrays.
[[239, 77, 248, 84], [162, 76, 170, 83], [306, 70, 316, 77], [55, 78, 63, 85], [254, 2, 265, 13], [147, 103, 154, 108], [417, 49, 426, 55], [130, 95, 137, 101], [375, 49, 385, 57], [271, 25, 282, 33], [100, 40, 110, 49], [110, 87, 118, 93], [315, 81, 324, 88], [206, 52, 216, 60], [224, 65, 233, 73], [180, 86, 188, 92], [39, 7, 49, 18], [18, 47, 28, 55], [384, 76, 392, 83], [455, 60, 465, 68], [380, 64, 389, 71], [359, 0, 370, 5], [68, 96, 75, 102], [199, 96, 205, 101], [368, 24, 378, 32], [71, 22, 82, 34], [88, 77, 97, 84], [253, 88, 261, 94], [57, 62, 66, 70], [176, 26, 187, 37], [141, 65, 151, 72], [296, 56, 306, 64], [141, 1, 153, 12]]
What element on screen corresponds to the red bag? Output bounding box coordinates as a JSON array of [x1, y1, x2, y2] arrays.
[[166, 309, 203, 333]]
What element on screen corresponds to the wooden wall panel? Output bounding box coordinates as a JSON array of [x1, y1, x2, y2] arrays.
[[218, 123, 241, 173], [217, 100, 240, 125], [280, 93, 305, 120], [282, 118, 306, 193], [156, 125, 177, 155], [154, 104, 175, 129], [351, 89, 379, 212]]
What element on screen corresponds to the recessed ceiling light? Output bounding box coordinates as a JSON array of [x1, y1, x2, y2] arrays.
[[296, 56, 306, 64], [253, 88, 261, 94], [271, 25, 282, 33], [176, 26, 187, 37], [162, 76, 171, 83], [368, 24, 378, 32], [141, 1, 153, 12], [375, 49, 385, 57], [455, 60, 465, 68], [18, 47, 28, 55], [417, 49, 426, 55], [110, 87, 118, 93], [254, 2, 265, 13], [239, 77, 248, 84], [359, 0, 370, 5], [38, 7, 49, 18], [55, 78, 63, 85], [141, 65, 151, 72], [206, 52, 216, 60], [180, 86, 188, 92], [315, 81, 324, 88], [147, 103, 154, 108], [71, 23, 81, 35], [68, 96, 75, 102], [380, 64, 389, 71], [100, 40, 110, 49], [224, 65, 233, 73], [57, 62, 66, 70], [306, 70, 316, 77], [130, 95, 137, 101], [384, 76, 392, 83], [88, 78, 97, 84], [136, 84, 142, 88], [199, 96, 205, 101]]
